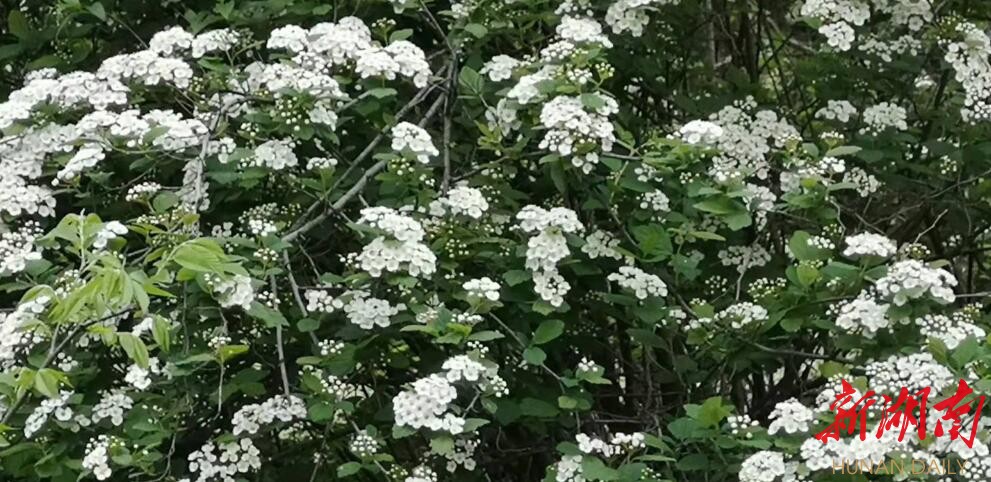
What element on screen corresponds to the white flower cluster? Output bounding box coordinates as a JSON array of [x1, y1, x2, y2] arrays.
[[944, 23, 991, 123], [232, 394, 307, 436], [25, 390, 74, 438], [842, 232, 897, 259], [481, 55, 521, 81], [916, 313, 987, 349], [354, 206, 436, 277], [799, 0, 870, 51], [517, 206, 583, 306], [675, 120, 724, 145], [342, 291, 406, 330], [305, 288, 342, 314], [707, 97, 799, 183], [245, 139, 298, 170], [538, 94, 618, 174], [607, 266, 668, 299], [349, 430, 380, 457], [125, 182, 162, 202], [864, 352, 955, 394], [767, 398, 814, 434], [393, 354, 503, 434], [463, 277, 501, 301], [553, 431, 646, 480], [209, 274, 256, 310], [834, 295, 890, 335], [581, 230, 624, 261], [0, 222, 43, 276], [93, 221, 128, 250], [391, 122, 438, 164], [605, 0, 680, 37], [739, 450, 787, 482], [843, 166, 881, 197], [859, 102, 908, 135], [405, 466, 439, 482], [266, 17, 429, 87], [431, 186, 489, 219], [187, 438, 262, 482], [124, 357, 162, 390], [874, 259, 957, 305], [718, 244, 771, 274], [639, 189, 670, 214], [814, 99, 857, 123], [91, 390, 133, 426], [82, 435, 118, 480], [0, 295, 50, 371], [690, 302, 768, 330]]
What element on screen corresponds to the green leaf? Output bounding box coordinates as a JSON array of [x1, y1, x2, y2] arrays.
[[430, 435, 455, 455], [693, 197, 737, 215], [218, 344, 249, 363], [693, 397, 731, 427], [367, 87, 397, 99], [631, 224, 672, 260], [581, 456, 619, 480], [459, 66, 484, 94], [152, 317, 172, 353], [952, 336, 981, 366], [8, 11, 32, 41], [523, 346, 547, 365], [464, 23, 488, 38], [503, 270, 531, 286], [825, 145, 862, 157], [118, 333, 150, 368], [336, 462, 361, 477], [34, 369, 63, 398], [580, 93, 607, 110], [532, 319, 564, 344], [297, 318, 319, 332], [248, 302, 288, 328], [520, 397, 558, 417]]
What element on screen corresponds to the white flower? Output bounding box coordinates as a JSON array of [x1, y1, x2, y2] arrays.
[[676, 120, 724, 145], [391, 122, 438, 164], [835, 295, 890, 335], [739, 450, 786, 482], [875, 259, 957, 305], [767, 398, 814, 434], [842, 232, 897, 259], [608, 266, 667, 299], [436, 186, 489, 219], [232, 395, 307, 436], [464, 277, 501, 301], [211, 275, 256, 310], [481, 55, 521, 81]]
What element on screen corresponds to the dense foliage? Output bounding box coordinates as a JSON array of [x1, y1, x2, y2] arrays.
[[4, 0, 991, 480]]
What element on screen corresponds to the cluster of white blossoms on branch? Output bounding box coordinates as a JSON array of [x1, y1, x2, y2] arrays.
[[552, 431, 647, 481], [874, 259, 957, 305], [799, 0, 870, 51], [833, 294, 890, 335], [842, 232, 897, 259], [607, 266, 668, 299], [707, 97, 799, 183], [391, 122, 439, 164], [354, 206, 436, 278], [604, 0, 680, 36], [814, 99, 858, 123], [516, 205, 584, 306], [393, 354, 505, 434], [430, 185, 490, 219], [231, 394, 307, 436]]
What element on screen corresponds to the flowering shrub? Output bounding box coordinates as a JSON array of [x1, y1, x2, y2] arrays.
[[5, 0, 991, 480]]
